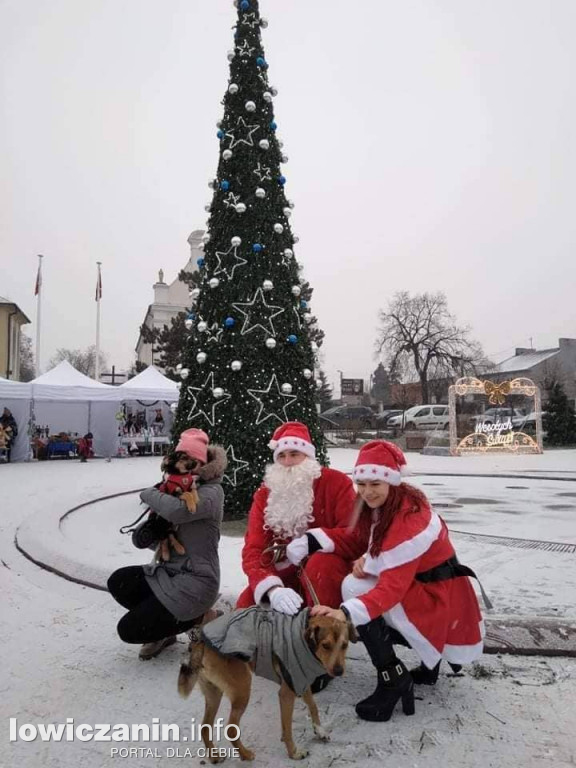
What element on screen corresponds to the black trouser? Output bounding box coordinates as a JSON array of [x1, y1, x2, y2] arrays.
[[107, 566, 200, 644]]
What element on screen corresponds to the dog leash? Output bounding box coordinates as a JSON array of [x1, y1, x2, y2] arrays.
[[261, 544, 320, 606]]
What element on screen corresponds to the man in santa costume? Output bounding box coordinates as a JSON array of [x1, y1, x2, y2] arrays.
[[236, 421, 356, 618], [288, 440, 485, 721]]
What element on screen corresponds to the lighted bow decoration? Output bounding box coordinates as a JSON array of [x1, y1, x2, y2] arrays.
[[483, 380, 511, 406]]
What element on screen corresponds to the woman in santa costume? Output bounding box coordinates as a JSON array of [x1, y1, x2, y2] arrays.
[[236, 421, 356, 617], [287, 440, 485, 722]]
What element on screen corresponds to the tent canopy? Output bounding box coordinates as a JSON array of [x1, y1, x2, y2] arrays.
[[119, 365, 179, 402], [30, 361, 121, 401], [0, 375, 31, 400]]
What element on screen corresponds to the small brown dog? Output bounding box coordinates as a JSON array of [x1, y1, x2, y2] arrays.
[[178, 612, 356, 762]]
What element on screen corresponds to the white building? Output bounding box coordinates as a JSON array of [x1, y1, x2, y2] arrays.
[[135, 230, 203, 369]]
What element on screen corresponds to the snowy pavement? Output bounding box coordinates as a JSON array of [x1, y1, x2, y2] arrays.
[[2, 451, 576, 767]]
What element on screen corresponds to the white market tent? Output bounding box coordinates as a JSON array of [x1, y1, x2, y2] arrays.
[[0, 376, 32, 462], [29, 361, 121, 457], [118, 365, 179, 402], [118, 365, 179, 437]]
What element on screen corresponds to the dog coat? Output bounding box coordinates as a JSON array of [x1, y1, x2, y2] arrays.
[[201, 607, 327, 696]]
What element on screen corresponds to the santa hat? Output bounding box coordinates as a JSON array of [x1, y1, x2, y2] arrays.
[[175, 428, 209, 464], [268, 421, 316, 463], [353, 440, 409, 486]]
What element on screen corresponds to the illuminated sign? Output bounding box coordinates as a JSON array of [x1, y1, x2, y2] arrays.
[[448, 377, 543, 455]]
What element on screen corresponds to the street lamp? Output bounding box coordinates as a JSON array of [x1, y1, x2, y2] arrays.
[[337, 370, 343, 403]]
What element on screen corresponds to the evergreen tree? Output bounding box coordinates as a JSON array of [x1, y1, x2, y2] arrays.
[[370, 362, 390, 406], [172, 0, 326, 518], [315, 369, 333, 413], [543, 382, 576, 445]]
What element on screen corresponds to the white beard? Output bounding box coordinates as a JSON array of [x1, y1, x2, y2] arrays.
[[263, 458, 322, 540]]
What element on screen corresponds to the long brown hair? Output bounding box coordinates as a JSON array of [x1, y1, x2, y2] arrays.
[[353, 482, 428, 557]]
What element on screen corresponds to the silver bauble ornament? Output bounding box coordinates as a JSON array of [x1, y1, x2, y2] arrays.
[[263, 92, 273, 103], [283, 207, 292, 218], [271, 86, 278, 96], [255, 187, 266, 198], [265, 338, 277, 349], [204, 204, 211, 212], [196, 352, 207, 364], [293, 235, 300, 243], [180, 368, 190, 380], [262, 280, 273, 291], [222, 149, 233, 160], [303, 368, 313, 379], [216, 121, 222, 128], [274, 223, 284, 234], [288, 200, 295, 208], [190, 288, 201, 299], [235, 202, 246, 214], [202, 233, 210, 243], [227, 50, 235, 61], [184, 319, 193, 330], [176, 363, 183, 371], [231, 236, 242, 247], [284, 248, 293, 258], [278, 140, 284, 148], [259, 139, 270, 150], [170, 402, 178, 413], [311, 341, 319, 352], [245, 100, 256, 112], [281, 383, 293, 394], [209, 278, 220, 289], [230, 360, 242, 372], [291, 285, 301, 297], [176, 381, 182, 390], [213, 387, 225, 399], [208, 180, 215, 189], [261, 17, 268, 27], [315, 379, 323, 389], [228, 83, 239, 94], [197, 321, 208, 333], [281, 154, 289, 163]]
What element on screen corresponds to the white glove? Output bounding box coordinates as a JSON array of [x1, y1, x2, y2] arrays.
[[269, 587, 303, 615], [286, 535, 309, 566]]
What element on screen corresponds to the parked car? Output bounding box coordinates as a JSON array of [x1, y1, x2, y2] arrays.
[[387, 405, 450, 431], [374, 410, 403, 428], [319, 405, 375, 429], [511, 411, 547, 433], [473, 408, 526, 426]]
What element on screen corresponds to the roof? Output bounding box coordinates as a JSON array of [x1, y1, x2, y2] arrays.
[[0, 296, 31, 324], [29, 360, 120, 401], [119, 365, 179, 401], [495, 348, 559, 374]]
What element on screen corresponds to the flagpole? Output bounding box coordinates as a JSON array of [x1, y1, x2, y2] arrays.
[[95, 262, 102, 381], [35, 254, 43, 375]]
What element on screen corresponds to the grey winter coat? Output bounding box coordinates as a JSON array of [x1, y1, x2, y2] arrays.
[[202, 607, 327, 695], [140, 445, 227, 621]]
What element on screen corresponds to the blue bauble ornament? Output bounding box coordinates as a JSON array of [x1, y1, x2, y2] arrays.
[[269, 120, 277, 131], [300, 300, 307, 308], [252, 243, 263, 253], [217, 130, 224, 139], [225, 316, 235, 328], [278, 175, 287, 186], [197, 258, 205, 268], [220, 180, 230, 191], [187, 313, 196, 321], [240, 0, 250, 9], [256, 57, 267, 67], [288, 334, 298, 345]]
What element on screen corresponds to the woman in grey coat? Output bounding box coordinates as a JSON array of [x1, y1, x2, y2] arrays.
[[108, 429, 227, 659]]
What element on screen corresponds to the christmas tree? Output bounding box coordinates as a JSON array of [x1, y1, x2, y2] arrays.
[[172, 0, 327, 518]]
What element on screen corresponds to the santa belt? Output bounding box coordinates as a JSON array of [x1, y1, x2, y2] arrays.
[[416, 556, 493, 610]]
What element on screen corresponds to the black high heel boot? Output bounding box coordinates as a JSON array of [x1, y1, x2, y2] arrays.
[[410, 661, 463, 685], [356, 618, 415, 722]]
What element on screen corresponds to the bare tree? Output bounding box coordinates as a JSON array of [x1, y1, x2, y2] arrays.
[[19, 333, 36, 381], [48, 345, 107, 378], [376, 292, 491, 404]]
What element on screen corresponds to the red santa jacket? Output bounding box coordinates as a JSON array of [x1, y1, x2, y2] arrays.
[[242, 467, 356, 604], [311, 491, 484, 668]]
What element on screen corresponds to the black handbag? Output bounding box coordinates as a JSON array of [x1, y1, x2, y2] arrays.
[[120, 509, 172, 549]]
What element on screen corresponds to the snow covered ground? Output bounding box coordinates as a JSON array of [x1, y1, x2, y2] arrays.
[[2, 450, 576, 767]]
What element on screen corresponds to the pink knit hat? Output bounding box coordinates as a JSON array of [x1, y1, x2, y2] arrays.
[[353, 440, 409, 486], [175, 428, 209, 464]]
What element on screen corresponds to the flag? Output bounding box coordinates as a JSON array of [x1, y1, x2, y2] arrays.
[[95, 266, 102, 301], [34, 262, 42, 296]]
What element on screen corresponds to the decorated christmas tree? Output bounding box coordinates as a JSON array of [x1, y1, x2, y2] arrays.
[[172, 0, 327, 518]]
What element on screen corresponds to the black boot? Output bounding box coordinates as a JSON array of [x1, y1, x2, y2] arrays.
[[356, 618, 415, 722], [410, 661, 463, 686]]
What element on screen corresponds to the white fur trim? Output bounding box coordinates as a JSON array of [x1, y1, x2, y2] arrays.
[[273, 437, 316, 462], [384, 603, 441, 668], [342, 573, 377, 601], [254, 575, 283, 606], [268, 439, 278, 449], [443, 638, 485, 664], [308, 528, 335, 553], [362, 512, 442, 575], [342, 597, 372, 627], [353, 464, 402, 486]]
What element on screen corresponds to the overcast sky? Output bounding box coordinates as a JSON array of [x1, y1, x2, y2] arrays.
[[1, 0, 575, 392]]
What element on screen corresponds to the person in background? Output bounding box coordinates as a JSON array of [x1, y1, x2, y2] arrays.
[[77, 432, 94, 462], [289, 440, 484, 721], [0, 407, 18, 462]]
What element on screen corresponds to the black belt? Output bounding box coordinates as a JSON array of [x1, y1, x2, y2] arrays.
[[416, 556, 493, 610]]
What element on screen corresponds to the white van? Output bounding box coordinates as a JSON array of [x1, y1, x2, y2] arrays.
[[388, 405, 449, 431]]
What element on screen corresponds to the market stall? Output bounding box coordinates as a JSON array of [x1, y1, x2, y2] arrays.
[[0, 376, 32, 462]]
